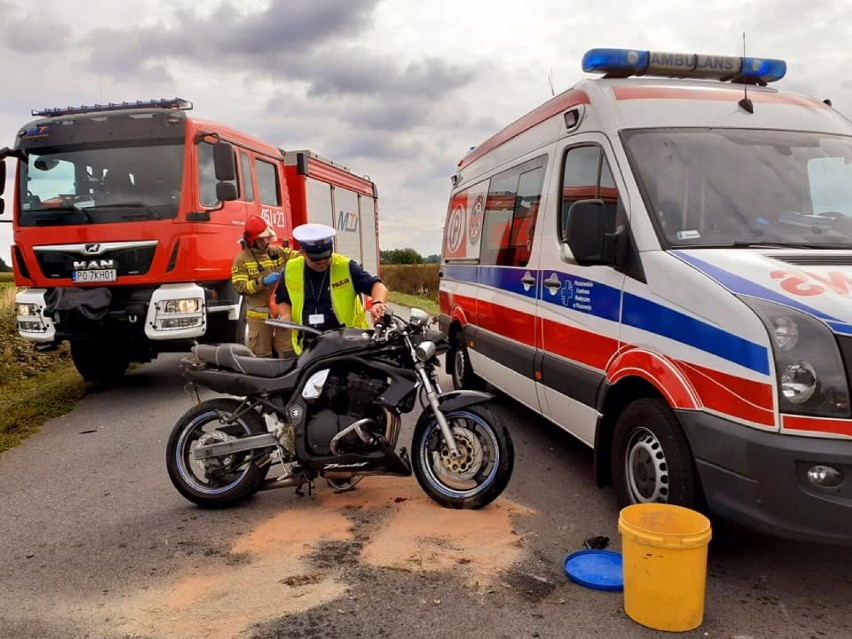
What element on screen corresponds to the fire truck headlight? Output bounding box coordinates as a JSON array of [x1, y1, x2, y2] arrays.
[[16, 302, 39, 317], [163, 298, 201, 314], [740, 296, 849, 418]]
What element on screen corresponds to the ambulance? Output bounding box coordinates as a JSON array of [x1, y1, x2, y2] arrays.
[[439, 48, 852, 543], [0, 98, 380, 382]]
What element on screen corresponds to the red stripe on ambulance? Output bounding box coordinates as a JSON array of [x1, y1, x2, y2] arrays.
[[459, 90, 591, 169], [611, 85, 827, 109]]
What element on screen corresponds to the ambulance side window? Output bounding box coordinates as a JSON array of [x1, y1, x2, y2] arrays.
[[255, 158, 281, 206], [560, 145, 620, 241], [480, 155, 546, 267], [240, 152, 254, 202]]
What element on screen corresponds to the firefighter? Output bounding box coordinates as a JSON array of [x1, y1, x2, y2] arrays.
[[274, 223, 389, 354], [231, 215, 298, 357]]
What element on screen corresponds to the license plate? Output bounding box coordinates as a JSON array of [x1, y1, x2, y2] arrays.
[[72, 269, 117, 283]]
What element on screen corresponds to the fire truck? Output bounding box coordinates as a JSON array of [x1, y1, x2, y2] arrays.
[[0, 98, 380, 382]]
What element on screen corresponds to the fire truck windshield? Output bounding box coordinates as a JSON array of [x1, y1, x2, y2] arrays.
[[624, 128, 852, 249], [17, 142, 184, 226]]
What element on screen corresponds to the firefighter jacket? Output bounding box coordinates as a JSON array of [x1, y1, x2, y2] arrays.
[[231, 244, 297, 319]]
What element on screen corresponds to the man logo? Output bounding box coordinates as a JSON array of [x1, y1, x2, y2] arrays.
[[84, 244, 101, 255]]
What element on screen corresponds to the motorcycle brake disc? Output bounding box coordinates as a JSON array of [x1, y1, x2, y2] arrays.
[[435, 425, 484, 482]]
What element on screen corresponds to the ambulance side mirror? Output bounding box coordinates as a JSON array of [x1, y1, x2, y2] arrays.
[[564, 199, 619, 265]]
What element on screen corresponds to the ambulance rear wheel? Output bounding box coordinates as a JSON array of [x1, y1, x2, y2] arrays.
[[451, 332, 486, 391], [612, 398, 700, 508]]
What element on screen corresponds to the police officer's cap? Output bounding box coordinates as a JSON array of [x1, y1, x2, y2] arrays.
[[293, 223, 336, 260]]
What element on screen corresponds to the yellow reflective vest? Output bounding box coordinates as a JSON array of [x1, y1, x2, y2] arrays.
[[285, 254, 368, 353]]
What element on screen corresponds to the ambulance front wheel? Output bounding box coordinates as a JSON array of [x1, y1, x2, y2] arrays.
[[612, 398, 700, 509], [450, 332, 486, 391]]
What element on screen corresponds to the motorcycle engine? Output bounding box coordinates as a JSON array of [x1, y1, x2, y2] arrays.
[[306, 369, 389, 455]]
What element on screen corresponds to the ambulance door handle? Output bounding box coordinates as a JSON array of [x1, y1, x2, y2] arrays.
[[521, 273, 536, 286], [543, 274, 561, 292]]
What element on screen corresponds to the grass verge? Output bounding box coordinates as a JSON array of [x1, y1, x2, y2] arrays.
[[0, 367, 87, 452], [1, 286, 86, 454], [388, 291, 439, 317]]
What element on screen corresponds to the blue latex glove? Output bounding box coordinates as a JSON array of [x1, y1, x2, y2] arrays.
[[262, 271, 281, 286]]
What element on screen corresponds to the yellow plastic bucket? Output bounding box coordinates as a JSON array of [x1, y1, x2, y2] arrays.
[[618, 503, 712, 632]]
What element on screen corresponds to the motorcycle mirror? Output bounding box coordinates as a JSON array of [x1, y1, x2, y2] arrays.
[[409, 308, 429, 327]]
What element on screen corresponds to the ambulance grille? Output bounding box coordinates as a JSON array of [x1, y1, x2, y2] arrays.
[[771, 254, 852, 267]]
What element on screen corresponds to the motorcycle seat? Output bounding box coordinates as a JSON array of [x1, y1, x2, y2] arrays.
[[192, 344, 297, 378]]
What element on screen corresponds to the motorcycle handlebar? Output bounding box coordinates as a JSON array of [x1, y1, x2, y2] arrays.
[[264, 318, 322, 336]]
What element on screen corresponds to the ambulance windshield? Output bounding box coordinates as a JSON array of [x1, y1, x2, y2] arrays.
[[624, 128, 852, 248], [17, 142, 184, 226]]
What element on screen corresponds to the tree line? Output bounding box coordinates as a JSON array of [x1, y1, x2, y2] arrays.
[[380, 248, 440, 264]]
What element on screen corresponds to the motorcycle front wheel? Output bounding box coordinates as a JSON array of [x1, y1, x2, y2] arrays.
[[412, 405, 513, 509], [166, 398, 267, 508]]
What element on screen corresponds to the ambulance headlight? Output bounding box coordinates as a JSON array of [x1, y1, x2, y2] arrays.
[[740, 297, 849, 417], [780, 361, 817, 404], [772, 316, 799, 351]]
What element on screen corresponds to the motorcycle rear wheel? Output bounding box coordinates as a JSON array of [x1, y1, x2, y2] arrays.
[[166, 398, 267, 508], [412, 405, 513, 509]]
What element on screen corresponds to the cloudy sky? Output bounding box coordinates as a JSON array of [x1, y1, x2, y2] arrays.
[[2, 0, 852, 264]]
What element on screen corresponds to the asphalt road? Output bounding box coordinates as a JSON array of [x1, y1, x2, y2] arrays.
[[1, 350, 851, 639]]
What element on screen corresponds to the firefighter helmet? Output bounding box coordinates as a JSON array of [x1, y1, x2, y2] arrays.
[[244, 215, 275, 244]]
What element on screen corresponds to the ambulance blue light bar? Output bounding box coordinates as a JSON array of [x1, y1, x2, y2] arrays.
[[582, 48, 786, 83], [32, 98, 193, 117]]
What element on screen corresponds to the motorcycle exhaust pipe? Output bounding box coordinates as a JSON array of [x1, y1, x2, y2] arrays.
[[330, 417, 376, 456]]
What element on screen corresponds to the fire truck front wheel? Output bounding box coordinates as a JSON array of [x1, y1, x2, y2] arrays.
[[70, 340, 130, 383]]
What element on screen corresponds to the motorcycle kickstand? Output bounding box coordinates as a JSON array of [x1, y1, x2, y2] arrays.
[[295, 478, 315, 498]]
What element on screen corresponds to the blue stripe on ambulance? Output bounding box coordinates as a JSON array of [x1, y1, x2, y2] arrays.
[[443, 264, 770, 375], [672, 251, 841, 323], [827, 322, 852, 336], [621, 294, 769, 374]]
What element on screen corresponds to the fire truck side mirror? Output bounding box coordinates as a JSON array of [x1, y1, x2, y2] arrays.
[[0, 157, 6, 196], [213, 142, 236, 182], [216, 182, 238, 202]]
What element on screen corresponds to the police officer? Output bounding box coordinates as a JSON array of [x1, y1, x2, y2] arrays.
[[274, 223, 389, 354], [231, 215, 298, 357]]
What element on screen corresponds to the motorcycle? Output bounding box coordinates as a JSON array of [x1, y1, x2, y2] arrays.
[[166, 308, 514, 510]]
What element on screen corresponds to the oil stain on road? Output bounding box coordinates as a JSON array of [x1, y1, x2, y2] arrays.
[[100, 476, 533, 639]]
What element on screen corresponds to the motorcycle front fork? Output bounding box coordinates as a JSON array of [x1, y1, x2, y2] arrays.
[[414, 362, 460, 458]]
